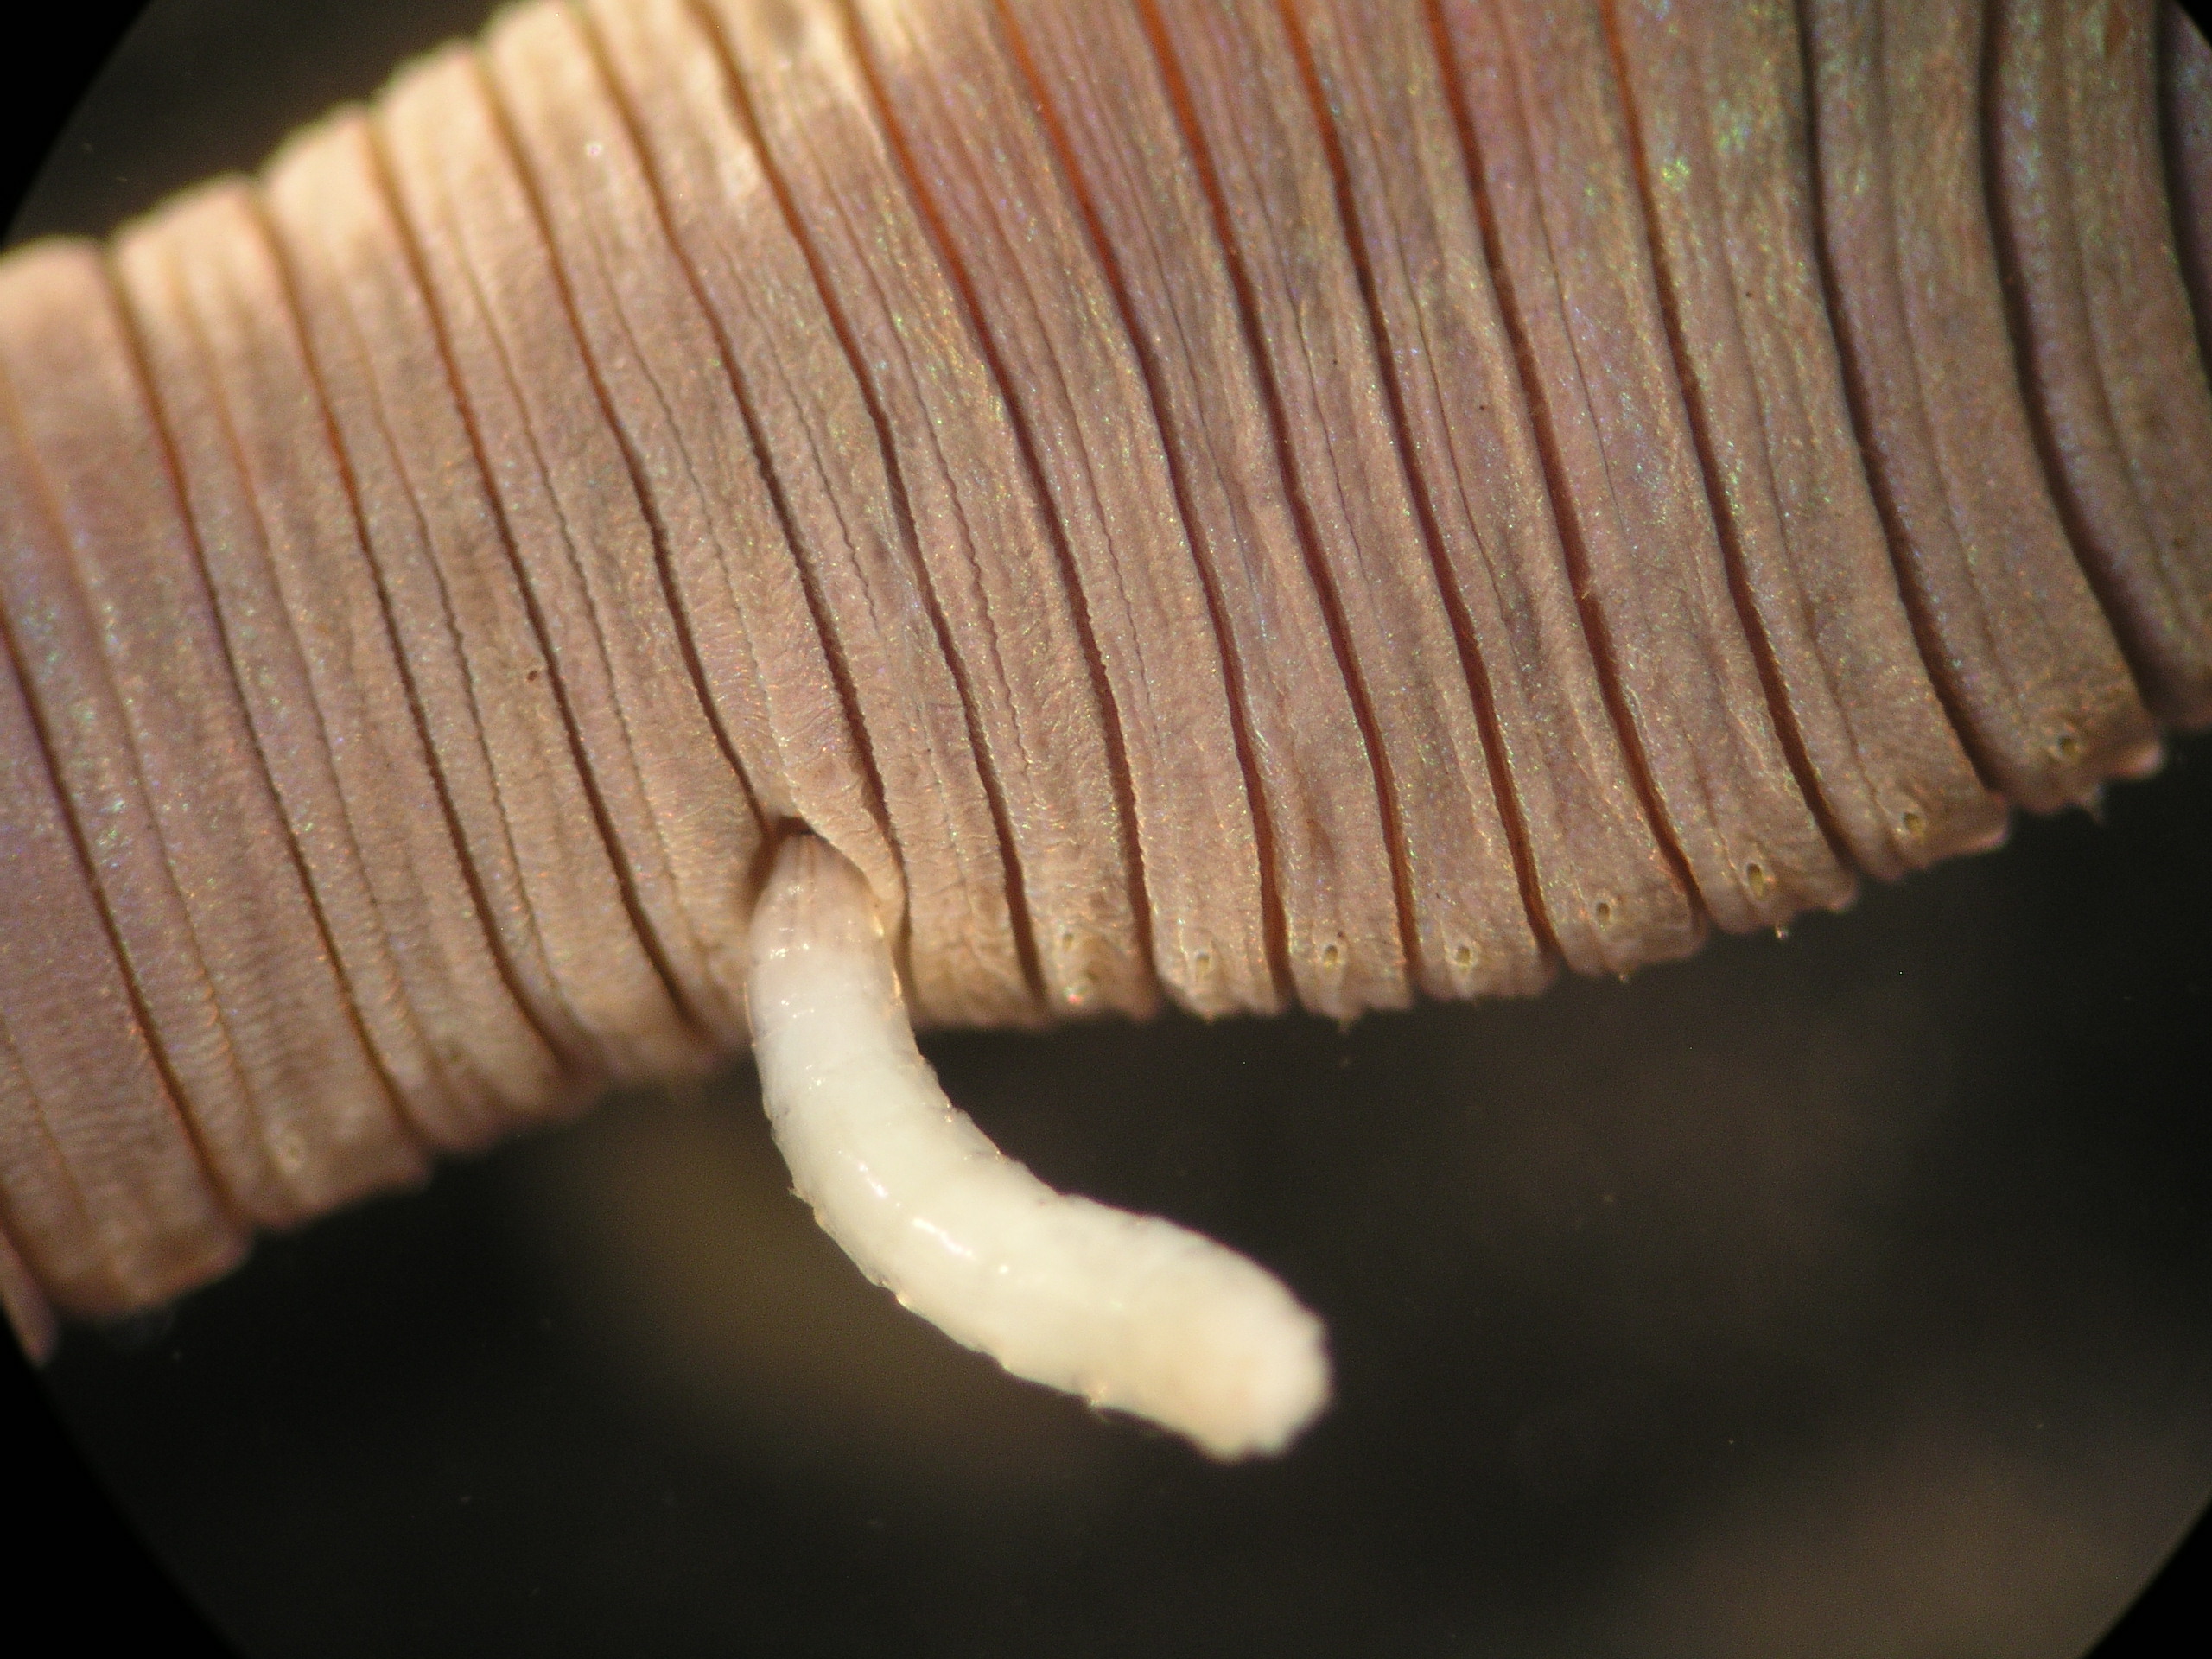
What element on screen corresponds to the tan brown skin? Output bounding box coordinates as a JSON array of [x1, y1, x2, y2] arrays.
[[1, 0, 2209, 1359]]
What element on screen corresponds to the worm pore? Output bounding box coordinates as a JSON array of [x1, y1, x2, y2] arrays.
[[747, 833, 1331, 1459]]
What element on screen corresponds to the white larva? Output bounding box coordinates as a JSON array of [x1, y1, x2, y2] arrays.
[[747, 833, 1332, 1459]]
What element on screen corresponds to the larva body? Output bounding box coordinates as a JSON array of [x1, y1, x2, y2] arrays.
[[1, 0, 2209, 1492], [751, 833, 1329, 1457]]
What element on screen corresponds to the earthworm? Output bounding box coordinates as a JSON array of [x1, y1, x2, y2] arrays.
[[1, 0, 2208, 1456]]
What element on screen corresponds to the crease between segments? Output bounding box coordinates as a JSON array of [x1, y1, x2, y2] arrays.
[[3, 0, 2210, 1338], [353, 99, 697, 1084], [837, 0, 1168, 1014]]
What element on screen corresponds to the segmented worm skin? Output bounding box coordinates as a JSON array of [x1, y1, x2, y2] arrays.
[[0, 0, 2209, 1348]]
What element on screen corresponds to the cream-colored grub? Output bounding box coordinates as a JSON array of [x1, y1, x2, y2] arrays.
[[747, 834, 1331, 1459]]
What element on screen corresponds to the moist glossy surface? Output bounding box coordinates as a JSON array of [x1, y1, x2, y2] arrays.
[[8, 2, 2212, 1654]]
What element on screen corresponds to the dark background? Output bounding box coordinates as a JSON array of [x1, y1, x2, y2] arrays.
[[5, 3, 2212, 1654]]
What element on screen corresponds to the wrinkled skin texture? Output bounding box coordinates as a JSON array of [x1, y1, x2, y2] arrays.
[[3, 0, 2209, 1332], [3, 1, 2212, 1653]]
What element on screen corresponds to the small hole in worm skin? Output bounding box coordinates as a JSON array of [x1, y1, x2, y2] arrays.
[[1450, 943, 1477, 970], [1900, 808, 1927, 842], [1319, 941, 1344, 969], [2053, 730, 2085, 765], [1592, 898, 1616, 928], [1745, 862, 1771, 899], [1192, 949, 1215, 977]]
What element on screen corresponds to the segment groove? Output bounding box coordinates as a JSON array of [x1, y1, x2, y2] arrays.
[[1138, 0, 1419, 1014], [837, 0, 1163, 1011], [687, 0, 1054, 1018], [8, 0, 2212, 1316]]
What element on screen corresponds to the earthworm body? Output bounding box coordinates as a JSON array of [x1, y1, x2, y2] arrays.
[[2, 0, 2209, 1459]]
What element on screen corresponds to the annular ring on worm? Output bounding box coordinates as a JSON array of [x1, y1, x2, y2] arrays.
[[1, 0, 2209, 1387]]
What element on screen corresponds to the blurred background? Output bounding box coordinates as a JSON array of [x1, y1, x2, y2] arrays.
[[7, 3, 2212, 1653]]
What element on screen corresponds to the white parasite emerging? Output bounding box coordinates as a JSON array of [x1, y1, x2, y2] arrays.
[[746, 834, 1332, 1459]]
